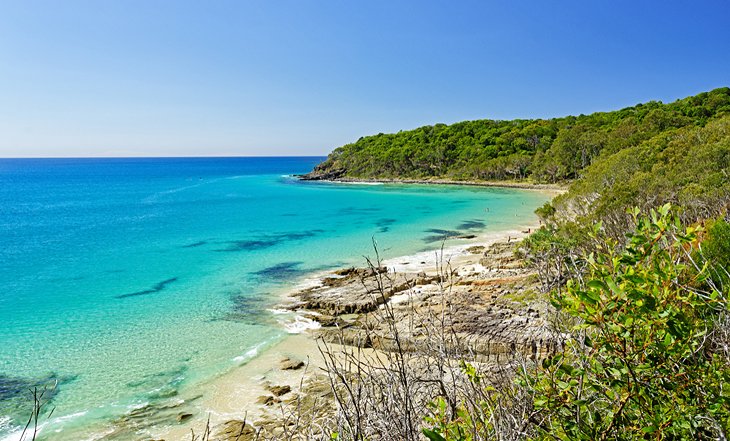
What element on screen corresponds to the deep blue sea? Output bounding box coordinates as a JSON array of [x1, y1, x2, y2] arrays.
[[0, 157, 549, 439]]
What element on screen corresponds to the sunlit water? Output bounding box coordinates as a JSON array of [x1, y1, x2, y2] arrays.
[[0, 157, 550, 439]]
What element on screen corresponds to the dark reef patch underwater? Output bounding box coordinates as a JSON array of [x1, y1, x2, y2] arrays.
[[253, 261, 306, 280], [116, 277, 179, 299], [0, 373, 74, 427], [215, 230, 325, 252], [422, 228, 463, 243], [181, 240, 208, 248], [457, 219, 486, 230], [374, 218, 397, 233]]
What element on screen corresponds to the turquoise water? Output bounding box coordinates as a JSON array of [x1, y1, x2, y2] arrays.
[[0, 157, 549, 439]]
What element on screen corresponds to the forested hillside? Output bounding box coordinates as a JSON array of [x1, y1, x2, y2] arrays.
[[306, 88, 730, 183]]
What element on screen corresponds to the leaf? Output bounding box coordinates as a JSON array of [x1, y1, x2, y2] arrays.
[[587, 279, 608, 291], [579, 289, 601, 305], [422, 429, 447, 441], [605, 277, 622, 296]]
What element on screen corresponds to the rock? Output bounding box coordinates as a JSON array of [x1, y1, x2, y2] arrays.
[[256, 395, 280, 406], [312, 314, 340, 327], [176, 412, 193, 423], [267, 384, 292, 396], [293, 266, 439, 316], [466, 245, 486, 254], [280, 357, 305, 370], [333, 267, 356, 276], [298, 168, 346, 181], [216, 420, 257, 440]]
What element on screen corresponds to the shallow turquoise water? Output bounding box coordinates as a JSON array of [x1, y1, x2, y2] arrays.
[[0, 157, 549, 439]]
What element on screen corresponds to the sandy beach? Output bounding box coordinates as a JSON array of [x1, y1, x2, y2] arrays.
[[144, 218, 550, 440], [300, 176, 568, 193]]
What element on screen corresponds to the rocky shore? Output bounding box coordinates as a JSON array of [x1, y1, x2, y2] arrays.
[[180, 232, 560, 440]]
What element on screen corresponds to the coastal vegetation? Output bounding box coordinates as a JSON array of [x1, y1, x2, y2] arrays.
[[426, 206, 730, 440], [291, 88, 730, 439], [307, 88, 730, 185]]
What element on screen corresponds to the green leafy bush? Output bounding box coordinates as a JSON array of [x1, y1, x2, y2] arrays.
[[702, 217, 730, 287], [424, 205, 730, 440], [530, 205, 730, 439]]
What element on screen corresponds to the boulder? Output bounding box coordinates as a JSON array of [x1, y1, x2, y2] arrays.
[[280, 357, 305, 370], [176, 412, 193, 423], [267, 384, 292, 396]]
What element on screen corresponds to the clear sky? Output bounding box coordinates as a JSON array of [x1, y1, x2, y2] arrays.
[[0, 1, 728, 157]]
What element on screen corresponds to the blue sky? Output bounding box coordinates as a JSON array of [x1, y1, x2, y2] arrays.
[[0, 1, 728, 157]]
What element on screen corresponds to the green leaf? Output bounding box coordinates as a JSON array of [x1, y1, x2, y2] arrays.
[[422, 429, 447, 441]]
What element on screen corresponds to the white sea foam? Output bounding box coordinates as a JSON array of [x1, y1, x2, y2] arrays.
[[0, 427, 27, 441], [339, 181, 383, 186], [233, 349, 259, 364], [233, 341, 269, 364], [0, 417, 19, 441], [52, 410, 88, 424], [283, 315, 321, 334], [0, 411, 90, 441]]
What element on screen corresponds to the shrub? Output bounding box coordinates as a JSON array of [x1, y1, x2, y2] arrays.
[[425, 205, 730, 440]]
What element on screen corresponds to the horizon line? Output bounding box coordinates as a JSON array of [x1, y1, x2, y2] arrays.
[[0, 154, 329, 160]]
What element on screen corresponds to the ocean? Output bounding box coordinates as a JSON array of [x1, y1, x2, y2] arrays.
[[0, 157, 550, 440]]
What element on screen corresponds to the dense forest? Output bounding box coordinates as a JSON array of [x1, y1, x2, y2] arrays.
[[308, 87, 730, 183]]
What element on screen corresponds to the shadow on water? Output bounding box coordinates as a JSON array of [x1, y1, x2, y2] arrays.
[[253, 262, 306, 280], [422, 228, 462, 243], [181, 240, 207, 248], [116, 277, 179, 299], [457, 219, 486, 230], [214, 230, 325, 252], [252, 261, 336, 283], [374, 218, 397, 233]]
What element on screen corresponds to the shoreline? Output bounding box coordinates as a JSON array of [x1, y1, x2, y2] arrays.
[[297, 175, 568, 193], [146, 221, 544, 440], [5, 180, 554, 441]]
